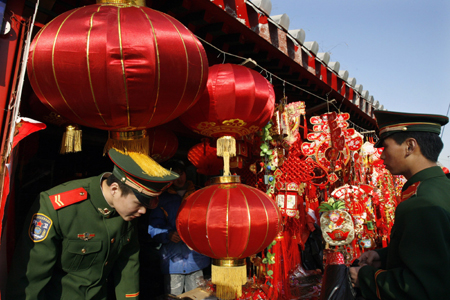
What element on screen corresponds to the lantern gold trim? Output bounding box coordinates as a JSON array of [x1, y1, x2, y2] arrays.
[[210, 175, 240, 184], [96, 0, 146, 6]]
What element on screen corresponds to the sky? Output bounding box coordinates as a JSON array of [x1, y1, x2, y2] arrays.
[[269, 0, 450, 167]]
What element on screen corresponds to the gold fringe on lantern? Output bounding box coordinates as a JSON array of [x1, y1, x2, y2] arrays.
[[216, 136, 236, 176], [60, 125, 82, 154], [103, 130, 149, 155], [212, 259, 247, 300]]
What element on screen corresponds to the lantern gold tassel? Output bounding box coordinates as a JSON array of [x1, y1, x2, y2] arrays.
[[104, 130, 149, 156], [212, 259, 247, 300], [103, 130, 170, 177], [60, 125, 82, 154], [216, 136, 236, 176]]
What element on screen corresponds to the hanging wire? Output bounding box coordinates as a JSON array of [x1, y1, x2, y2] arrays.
[[440, 102, 450, 138], [195, 35, 375, 135]]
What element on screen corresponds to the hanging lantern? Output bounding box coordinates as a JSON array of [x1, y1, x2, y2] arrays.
[[187, 139, 223, 176], [27, 0, 208, 157], [275, 182, 300, 217], [179, 63, 275, 176], [176, 176, 281, 299], [147, 127, 178, 163]]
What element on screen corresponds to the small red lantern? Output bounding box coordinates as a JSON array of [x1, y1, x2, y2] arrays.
[[147, 127, 178, 163], [27, 0, 208, 158], [187, 139, 223, 176], [275, 182, 300, 217], [179, 64, 275, 175], [176, 176, 281, 299]]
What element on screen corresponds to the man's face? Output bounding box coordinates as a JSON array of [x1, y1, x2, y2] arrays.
[[113, 192, 147, 221], [380, 137, 407, 176], [173, 169, 187, 188]]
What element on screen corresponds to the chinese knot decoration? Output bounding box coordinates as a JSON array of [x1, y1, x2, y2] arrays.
[[301, 112, 363, 182]]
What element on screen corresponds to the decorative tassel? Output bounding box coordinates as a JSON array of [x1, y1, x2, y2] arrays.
[[60, 125, 82, 154], [212, 259, 247, 299], [103, 130, 149, 155], [216, 136, 236, 176]]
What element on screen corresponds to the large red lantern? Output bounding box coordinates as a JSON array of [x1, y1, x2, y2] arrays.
[[176, 176, 281, 299], [27, 0, 208, 158], [179, 64, 275, 175], [147, 127, 178, 163]]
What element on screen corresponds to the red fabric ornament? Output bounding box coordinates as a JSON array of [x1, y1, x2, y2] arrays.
[[187, 139, 223, 175], [27, 3, 208, 152], [147, 127, 178, 163], [176, 176, 281, 299], [179, 63, 275, 175], [179, 63, 275, 139]]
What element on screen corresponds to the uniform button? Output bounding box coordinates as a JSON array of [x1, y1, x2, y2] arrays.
[[81, 248, 86, 254], [105, 261, 108, 266], [111, 238, 115, 243], [127, 238, 130, 242]]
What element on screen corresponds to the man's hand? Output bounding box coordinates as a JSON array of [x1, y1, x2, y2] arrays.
[[350, 266, 361, 288], [358, 250, 382, 269], [168, 231, 181, 243]]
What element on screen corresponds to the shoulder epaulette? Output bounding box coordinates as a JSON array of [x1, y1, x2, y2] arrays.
[[401, 181, 421, 203], [49, 187, 88, 210]]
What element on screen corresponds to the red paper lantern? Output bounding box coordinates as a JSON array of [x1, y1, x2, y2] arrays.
[[147, 127, 178, 163], [187, 139, 223, 175], [176, 176, 281, 299], [179, 63, 275, 175], [27, 0, 208, 153]]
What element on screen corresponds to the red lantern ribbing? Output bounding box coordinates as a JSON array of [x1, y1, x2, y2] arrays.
[[27, 0, 208, 161], [179, 64, 275, 175], [176, 176, 281, 299]]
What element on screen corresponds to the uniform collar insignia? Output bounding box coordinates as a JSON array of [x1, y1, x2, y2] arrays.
[[98, 207, 112, 216], [78, 232, 95, 241]]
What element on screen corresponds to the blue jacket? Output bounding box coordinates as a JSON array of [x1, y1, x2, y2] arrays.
[[148, 189, 210, 275]]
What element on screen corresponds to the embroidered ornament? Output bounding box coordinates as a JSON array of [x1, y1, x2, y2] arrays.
[[319, 199, 355, 246], [29, 213, 53, 242]]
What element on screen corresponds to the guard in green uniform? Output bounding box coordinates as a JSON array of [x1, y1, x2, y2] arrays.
[[6, 149, 179, 300], [350, 110, 450, 300]]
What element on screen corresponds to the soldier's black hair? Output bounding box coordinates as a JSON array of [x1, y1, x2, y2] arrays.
[[105, 174, 133, 196], [390, 131, 443, 162]]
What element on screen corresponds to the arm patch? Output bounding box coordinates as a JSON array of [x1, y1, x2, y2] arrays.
[[49, 187, 88, 210], [29, 213, 53, 242]]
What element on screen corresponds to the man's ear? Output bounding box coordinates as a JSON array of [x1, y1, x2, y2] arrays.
[[405, 138, 418, 154], [110, 182, 120, 196]]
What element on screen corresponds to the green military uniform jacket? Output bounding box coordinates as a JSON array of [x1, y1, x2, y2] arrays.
[[359, 166, 450, 299], [6, 174, 140, 300]]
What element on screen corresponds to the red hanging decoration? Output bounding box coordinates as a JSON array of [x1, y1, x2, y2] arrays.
[[179, 63, 275, 175], [27, 1, 208, 155], [176, 176, 281, 299]]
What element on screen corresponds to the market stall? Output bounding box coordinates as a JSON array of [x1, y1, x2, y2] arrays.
[[0, 0, 395, 299]]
